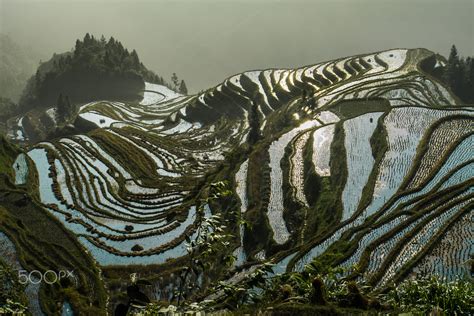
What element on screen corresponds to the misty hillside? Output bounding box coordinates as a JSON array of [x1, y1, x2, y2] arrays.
[[3, 46, 472, 314], [19, 34, 175, 110], [0, 34, 39, 102], [2, 34, 186, 144]]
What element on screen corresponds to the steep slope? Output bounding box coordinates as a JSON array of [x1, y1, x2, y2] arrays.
[[14, 48, 473, 303]]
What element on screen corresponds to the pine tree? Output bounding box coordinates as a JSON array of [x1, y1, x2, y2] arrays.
[[468, 58, 474, 102], [35, 70, 42, 90], [441, 45, 474, 104], [131, 50, 140, 70], [248, 99, 260, 145], [74, 39, 83, 57], [171, 73, 179, 90], [56, 93, 65, 122], [100, 35, 106, 46], [84, 33, 92, 46], [179, 80, 188, 95], [444, 45, 460, 91], [65, 96, 72, 118]]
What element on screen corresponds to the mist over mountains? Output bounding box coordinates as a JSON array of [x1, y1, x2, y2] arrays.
[[0, 34, 39, 102]]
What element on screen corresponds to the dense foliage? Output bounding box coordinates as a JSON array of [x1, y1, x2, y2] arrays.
[[19, 34, 175, 110], [385, 276, 473, 315], [442, 45, 474, 104], [0, 262, 28, 314]]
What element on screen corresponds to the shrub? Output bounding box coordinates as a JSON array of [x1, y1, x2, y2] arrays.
[[383, 276, 474, 315]]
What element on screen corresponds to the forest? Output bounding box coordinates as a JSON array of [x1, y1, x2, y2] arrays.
[[441, 45, 474, 103], [18, 34, 176, 112]]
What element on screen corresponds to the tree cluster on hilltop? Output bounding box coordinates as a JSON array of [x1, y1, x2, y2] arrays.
[[19, 33, 180, 111], [442, 45, 474, 104]]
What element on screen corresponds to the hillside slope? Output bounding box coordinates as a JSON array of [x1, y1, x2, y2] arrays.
[[10, 48, 473, 310]]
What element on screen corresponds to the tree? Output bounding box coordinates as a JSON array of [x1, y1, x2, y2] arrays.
[[100, 34, 106, 46], [179, 80, 188, 95], [174, 182, 236, 307], [83, 33, 92, 46], [441, 45, 474, 104], [34, 69, 42, 90], [65, 95, 72, 118], [130, 50, 140, 70], [56, 93, 65, 122], [171, 73, 179, 90], [248, 98, 261, 145], [19, 33, 176, 109], [444, 45, 461, 94], [56, 93, 72, 122]]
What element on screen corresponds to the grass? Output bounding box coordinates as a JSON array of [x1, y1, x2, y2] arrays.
[[0, 135, 19, 180], [0, 259, 29, 314], [90, 128, 159, 183], [327, 98, 391, 120], [0, 199, 107, 315]]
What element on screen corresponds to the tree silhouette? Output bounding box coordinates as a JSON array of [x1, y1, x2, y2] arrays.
[[248, 98, 261, 145], [171, 73, 179, 90], [442, 45, 474, 103], [179, 80, 188, 95]]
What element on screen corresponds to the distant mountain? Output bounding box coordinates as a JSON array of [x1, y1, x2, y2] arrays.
[[19, 33, 175, 109], [0, 34, 39, 102]]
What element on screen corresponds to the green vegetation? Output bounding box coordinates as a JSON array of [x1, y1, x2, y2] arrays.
[[441, 45, 474, 104], [422, 45, 474, 104], [0, 135, 19, 181], [19, 33, 174, 110], [328, 98, 391, 119], [0, 200, 107, 314], [0, 137, 106, 314], [302, 122, 347, 241], [174, 182, 236, 306], [248, 99, 261, 145], [0, 261, 28, 315], [385, 276, 473, 315], [137, 265, 473, 315]]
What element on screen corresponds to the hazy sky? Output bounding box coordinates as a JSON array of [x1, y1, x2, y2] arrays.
[[1, 0, 473, 92]]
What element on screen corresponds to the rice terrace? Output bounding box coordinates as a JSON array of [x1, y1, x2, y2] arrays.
[[0, 1, 473, 315]]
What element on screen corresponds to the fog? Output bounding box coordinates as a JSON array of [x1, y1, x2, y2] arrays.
[[1, 0, 472, 93]]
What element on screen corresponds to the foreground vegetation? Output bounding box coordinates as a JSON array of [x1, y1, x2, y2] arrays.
[[132, 266, 473, 315]]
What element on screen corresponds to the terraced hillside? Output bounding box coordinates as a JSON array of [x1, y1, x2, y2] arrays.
[[11, 48, 473, 306]]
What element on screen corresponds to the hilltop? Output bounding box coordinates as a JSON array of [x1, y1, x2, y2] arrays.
[[2, 34, 189, 143], [18, 34, 176, 111]]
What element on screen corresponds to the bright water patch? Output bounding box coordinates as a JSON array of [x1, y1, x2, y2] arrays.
[[13, 153, 28, 185], [61, 301, 74, 316]]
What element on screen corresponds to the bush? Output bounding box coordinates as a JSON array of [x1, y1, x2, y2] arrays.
[[384, 276, 474, 315]]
